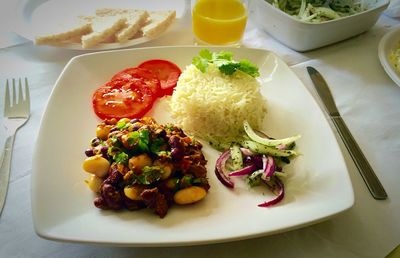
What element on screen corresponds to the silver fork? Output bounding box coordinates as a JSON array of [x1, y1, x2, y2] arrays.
[[0, 78, 30, 216]]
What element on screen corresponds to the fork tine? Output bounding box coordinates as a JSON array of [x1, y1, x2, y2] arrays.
[[12, 78, 16, 107], [18, 78, 23, 104], [24, 77, 30, 111], [4, 79, 10, 115]]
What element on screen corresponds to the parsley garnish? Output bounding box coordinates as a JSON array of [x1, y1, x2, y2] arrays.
[[114, 152, 129, 164], [192, 49, 260, 77], [133, 166, 162, 185]]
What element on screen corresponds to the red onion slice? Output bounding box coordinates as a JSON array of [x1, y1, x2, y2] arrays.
[[258, 176, 285, 207], [215, 150, 234, 188], [263, 156, 276, 178], [228, 164, 257, 176]]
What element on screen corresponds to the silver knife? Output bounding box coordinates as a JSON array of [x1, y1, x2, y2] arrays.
[[307, 66, 388, 200]]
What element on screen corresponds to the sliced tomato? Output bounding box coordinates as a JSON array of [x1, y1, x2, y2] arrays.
[[111, 67, 161, 97], [92, 79, 155, 120], [138, 59, 181, 96]]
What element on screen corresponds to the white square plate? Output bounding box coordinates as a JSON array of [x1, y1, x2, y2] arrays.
[[32, 46, 354, 246]]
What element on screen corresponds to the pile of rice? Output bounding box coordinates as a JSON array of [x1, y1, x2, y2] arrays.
[[169, 63, 267, 147]]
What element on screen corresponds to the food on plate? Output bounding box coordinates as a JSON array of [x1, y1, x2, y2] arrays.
[[389, 44, 400, 73], [92, 77, 157, 120], [95, 9, 149, 42], [81, 16, 127, 49], [215, 121, 300, 207], [138, 59, 182, 95], [169, 49, 266, 149], [34, 19, 92, 45], [270, 0, 371, 22], [34, 8, 176, 48], [92, 59, 181, 120], [82, 117, 210, 218], [141, 11, 177, 38]]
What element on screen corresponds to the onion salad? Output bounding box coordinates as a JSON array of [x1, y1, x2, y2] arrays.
[[215, 121, 300, 207]]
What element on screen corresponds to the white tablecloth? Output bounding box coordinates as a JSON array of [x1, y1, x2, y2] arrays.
[[0, 1, 399, 257]]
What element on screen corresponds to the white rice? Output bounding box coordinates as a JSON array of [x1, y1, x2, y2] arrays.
[[169, 63, 267, 147]]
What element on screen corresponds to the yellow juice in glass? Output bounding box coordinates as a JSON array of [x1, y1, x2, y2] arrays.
[[192, 0, 247, 45]]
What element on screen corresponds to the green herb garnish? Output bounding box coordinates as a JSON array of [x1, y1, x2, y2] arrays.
[[134, 166, 162, 185], [192, 49, 260, 77], [114, 152, 129, 164]]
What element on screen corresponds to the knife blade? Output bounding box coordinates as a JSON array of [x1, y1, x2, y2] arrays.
[[307, 66, 388, 200]]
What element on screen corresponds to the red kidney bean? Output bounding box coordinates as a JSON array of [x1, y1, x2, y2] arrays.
[[94, 196, 108, 209], [101, 184, 122, 210], [85, 148, 95, 157]]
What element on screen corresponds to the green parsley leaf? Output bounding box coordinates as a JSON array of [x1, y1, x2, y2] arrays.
[[150, 138, 165, 154], [114, 152, 129, 164], [237, 59, 260, 77], [212, 51, 233, 61], [127, 131, 139, 145], [192, 49, 260, 77], [116, 120, 127, 129], [135, 166, 162, 185], [199, 49, 213, 60]]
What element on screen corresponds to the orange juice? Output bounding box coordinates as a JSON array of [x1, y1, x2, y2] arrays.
[[192, 0, 247, 45]]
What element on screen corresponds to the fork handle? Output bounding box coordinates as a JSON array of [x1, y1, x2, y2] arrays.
[[0, 135, 15, 216]]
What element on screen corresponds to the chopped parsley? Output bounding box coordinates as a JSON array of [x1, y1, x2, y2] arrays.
[[114, 152, 129, 164]]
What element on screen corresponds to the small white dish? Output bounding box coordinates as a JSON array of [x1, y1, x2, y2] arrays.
[[14, 0, 187, 50], [254, 0, 389, 52], [32, 46, 354, 246], [378, 26, 400, 87]]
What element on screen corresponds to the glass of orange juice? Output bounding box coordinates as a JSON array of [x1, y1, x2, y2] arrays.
[[192, 0, 248, 46]]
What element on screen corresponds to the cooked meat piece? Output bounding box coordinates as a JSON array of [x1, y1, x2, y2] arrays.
[[140, 187, 169, 218]]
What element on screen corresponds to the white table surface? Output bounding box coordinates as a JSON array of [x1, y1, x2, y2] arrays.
[[0, 1, 399, 257]]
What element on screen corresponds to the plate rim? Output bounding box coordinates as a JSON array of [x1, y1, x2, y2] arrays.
[[31, 46, 354, 246], [378, 25, 400, 87]]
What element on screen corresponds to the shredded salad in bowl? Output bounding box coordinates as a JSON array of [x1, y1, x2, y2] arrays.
[[270, 0, 377, 22]]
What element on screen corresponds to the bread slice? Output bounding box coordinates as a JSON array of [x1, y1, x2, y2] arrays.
[[141, 10, 176, 39], [35, 19, 92, 45], [95, 8, 149, 42], [81, 15, 127, 48]]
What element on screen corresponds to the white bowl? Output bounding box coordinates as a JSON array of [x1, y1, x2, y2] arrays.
[[378, 26, 400, 87], [254, 0, 389, 52]]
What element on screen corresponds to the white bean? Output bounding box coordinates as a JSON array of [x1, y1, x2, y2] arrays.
[[174, 186, 207, 205], [124, 186, 143, 201], [85, 174, 103, 193], [82, 155, 110, 177]]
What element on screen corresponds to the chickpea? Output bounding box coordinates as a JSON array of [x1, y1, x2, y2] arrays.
[[124, 186, 144, 201], [96, 124, 112, 140], [153, 160, 173, 180], [82, 155, 110, 177], [173, 186, 207, 205], [85, 174, 103, 193], [128, 154, 152, 172]]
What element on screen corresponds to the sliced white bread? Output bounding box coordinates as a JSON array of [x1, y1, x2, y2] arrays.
[[35, 19, 91, 45], [81, 15, 127, 48], [95, 8, 149, 42], [141, 10, 176, 39]]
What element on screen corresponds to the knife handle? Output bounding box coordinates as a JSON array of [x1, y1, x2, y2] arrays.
[[331, 117, 388, 200]]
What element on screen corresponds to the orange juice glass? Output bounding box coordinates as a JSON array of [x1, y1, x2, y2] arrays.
[[192, 0, 248, 45]]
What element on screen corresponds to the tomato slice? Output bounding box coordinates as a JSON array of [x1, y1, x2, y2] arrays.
[[92, 79, 155, 120], [138, 59, 181, 96], [111, 67, 161, 97]]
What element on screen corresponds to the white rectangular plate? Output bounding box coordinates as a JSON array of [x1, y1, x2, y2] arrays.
[[32, 46, 354, 246]]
